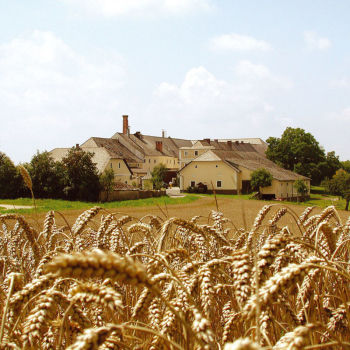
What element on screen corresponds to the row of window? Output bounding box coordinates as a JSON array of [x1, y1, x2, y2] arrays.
[[147, 158, 178, 164], [110, 163, 121, 169], [191, 181, 222, 188], [184, 151, 199, 157]]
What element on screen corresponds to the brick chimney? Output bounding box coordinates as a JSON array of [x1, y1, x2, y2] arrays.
[[203, 138, 210, 144], [227, 140, 232, 148], [122, 115, 128, 135], [156, 141, 163, 153]]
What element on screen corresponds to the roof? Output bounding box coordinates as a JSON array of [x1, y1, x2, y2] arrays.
[[179, 148, 309, 181], [211, 149, 309, 181], [82, 137, 143, 163], [112, 132, 192, 158]]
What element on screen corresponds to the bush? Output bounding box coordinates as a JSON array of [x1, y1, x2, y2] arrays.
[[294, 179, 308, 201]]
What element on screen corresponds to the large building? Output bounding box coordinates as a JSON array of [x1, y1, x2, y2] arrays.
[[50, 115, 310, 198]]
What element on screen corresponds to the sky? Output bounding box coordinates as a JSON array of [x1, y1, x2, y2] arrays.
[[1, 0, 350, 163]]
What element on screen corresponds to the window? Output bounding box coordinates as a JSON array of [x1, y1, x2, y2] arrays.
[[149, 159, 151, 163], [154, 159, 156, 163], [191, 181, 195, 187], [217, 180, 222, 188], [195, 165, 197, 168], [118, 162, 121, 169], [216, 165, 218, 168], [194, 151, 198, 156]]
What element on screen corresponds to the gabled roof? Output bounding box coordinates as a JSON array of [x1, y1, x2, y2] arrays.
[[211, 149, 309, 181], [112, 132, 192, 158], [179, 148, 309, 181], [82, 137, 143, 163], [178, 150, 240, 173]]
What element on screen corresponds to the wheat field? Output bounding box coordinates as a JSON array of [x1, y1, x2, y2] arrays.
[[0, 203, 350, 349]]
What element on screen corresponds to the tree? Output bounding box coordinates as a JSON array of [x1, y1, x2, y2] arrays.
[[151, 163, 167, 190], [293, 179, 308, 201], [27, 151, 65, 198], [324, 169, 350, 210], [99, 168, 115, 202], [341, 160, 350, 173], [61, 147, 100, 201], [266, 127, 325, 183], [250, 168, 273, 197], [0, 152, 24, 198]]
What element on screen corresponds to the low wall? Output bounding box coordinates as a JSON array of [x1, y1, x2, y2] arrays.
[[100, 190, 165, 202]]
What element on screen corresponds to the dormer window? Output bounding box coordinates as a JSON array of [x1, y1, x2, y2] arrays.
[[194, 151, 198, 156]]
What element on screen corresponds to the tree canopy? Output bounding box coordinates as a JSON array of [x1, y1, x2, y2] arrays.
[[324, 169, 350, 210], [151, 163, 167, 190], [250, 168, 273, 195], [61, 147, 100, 201], [266, 127, 340, 184], [26, 151, 65, 198], [0, 152, 24, 199]]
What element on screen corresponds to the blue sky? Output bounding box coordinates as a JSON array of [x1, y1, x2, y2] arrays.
[[1, 0, 349, 163]]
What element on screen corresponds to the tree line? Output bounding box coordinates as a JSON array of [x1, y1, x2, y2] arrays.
[[0, 147, 101, 201]]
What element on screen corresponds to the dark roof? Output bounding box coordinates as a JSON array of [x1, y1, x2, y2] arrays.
[[89, 137, 143, 163], [112, 132, 192, 158], [212, 150, 309, 181]]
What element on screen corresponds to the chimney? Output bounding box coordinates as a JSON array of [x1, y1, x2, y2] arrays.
[[162, 130, 166, 138], [75, 143, 80, 149], [122, 115, 129, 135], [134, 131, 143, 140], [203, 138, 210, 144], [227, 140, 232, 148], [156, 141, 163, 153]]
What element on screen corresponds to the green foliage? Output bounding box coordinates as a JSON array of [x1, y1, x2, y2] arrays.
[[61, 147, 100, 201], [323, 169, 350, 210], [151, 163, 167, 190], [27, 151, 65, 199], [341, 160, 350, 173], [0, 152, 24, 199], [99, 168, 115, 201], [266, 127, 328, 184], [250, 168, 273, 192], [294, 179, 308, 201]]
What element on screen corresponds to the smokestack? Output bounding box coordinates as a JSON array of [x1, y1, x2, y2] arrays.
[[122, 115, 129, 135], [156, 141, 163, 153]]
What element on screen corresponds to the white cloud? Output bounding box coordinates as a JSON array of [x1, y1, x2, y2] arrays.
[[0, 31, 125, 162], [209, 33, 271, 52], [60, 0, 213, 17], [304, 31, 331, 50], [330, 77, 350, 88], [332, 107, 350, 121], [151, 63, 291, 139]]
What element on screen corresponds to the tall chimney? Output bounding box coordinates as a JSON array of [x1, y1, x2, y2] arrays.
[[122, 115, 128, 135], [156, 141, 163, 153]]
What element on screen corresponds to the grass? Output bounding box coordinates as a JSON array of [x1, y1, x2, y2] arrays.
[[190, 187, 347, 211], [0, 195, 199, 214]]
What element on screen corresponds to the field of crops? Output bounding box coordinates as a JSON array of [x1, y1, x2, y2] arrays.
[[0, 203, 350, 349]]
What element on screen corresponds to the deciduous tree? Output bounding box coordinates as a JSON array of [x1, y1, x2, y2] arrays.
[[151, 163, 167, 190], [61, 146, 100, 201], [250, 168, 273, 198]]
